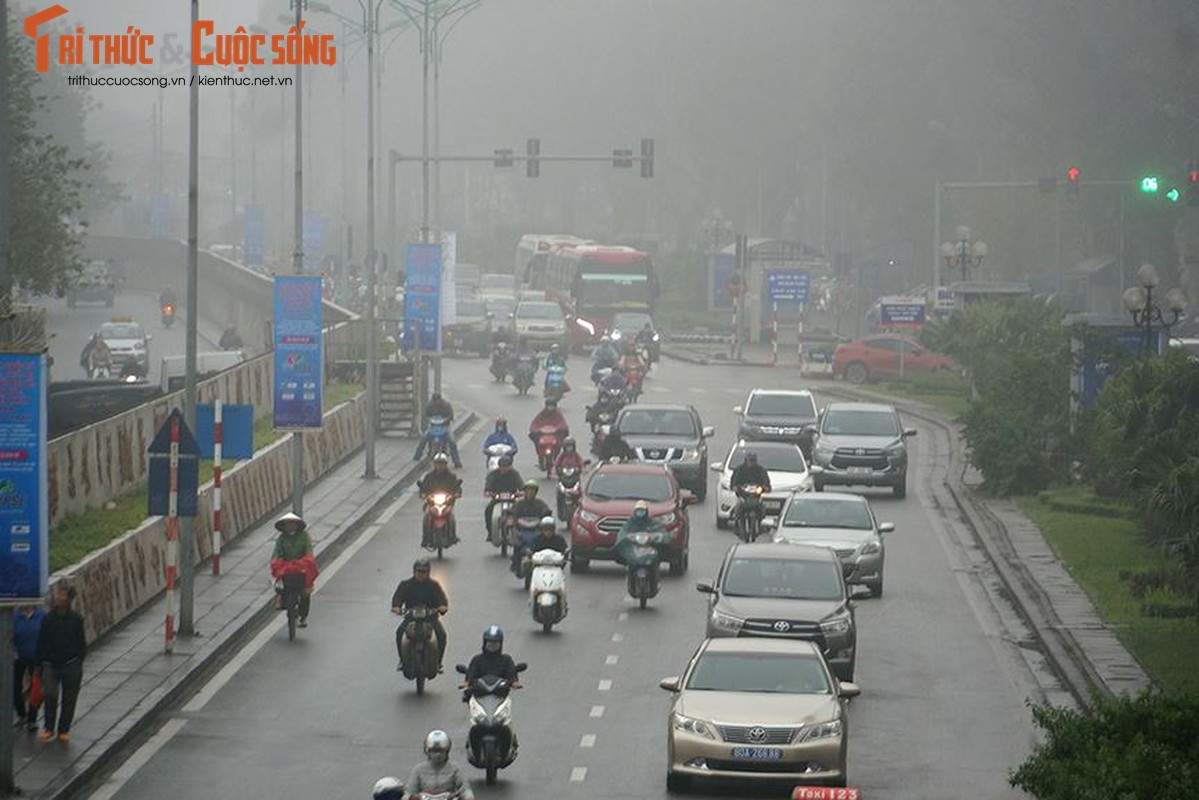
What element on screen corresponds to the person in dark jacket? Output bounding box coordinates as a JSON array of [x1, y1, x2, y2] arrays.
[[219, 325, 244, 350], [14, 603, 45, 732], [413, 393, 463, 467], [483, 455, 525, 540], [36, 585, 87, 743], [391, 559, 449, 672], [461, 625, 522, 686]]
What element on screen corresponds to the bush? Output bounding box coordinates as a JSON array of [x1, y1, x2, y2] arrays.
[[1010, 692, 1199, 800]]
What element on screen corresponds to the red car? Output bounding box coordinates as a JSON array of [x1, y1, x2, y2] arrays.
[[832, 334, 958, 384], [569, 461, 696, 575]]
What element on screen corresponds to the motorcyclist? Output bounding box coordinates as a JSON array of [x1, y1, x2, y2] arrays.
[[509, 480, 553, 573], [402, 730, 476, 800], [620, 342, 647, 375], [532, 515, 569, 555], [512, 340, 539, 379], [270, 512, 316, 627], [417, 454, 463, 549], [635, 322, 656, 347], [598, 365, 629, 399], [483, 454, 524, 541], [589, 335, 620, 381], [158, 285, 178, 310], [481, 416, 519, 460], [596, 426, 635, 463], [413, 392, 463, 467], [730, 450, 772, 528], [545, 342, 568, 370], [552, 437, 586, 475], [461, 625, 522, 687], [81, 333, 112, 377], [219, 324, 243, 350], [614, 500, 666, 565], [391, 558, 449, 673], [491, 323, 515, 347], [528, 398, 570, 453]]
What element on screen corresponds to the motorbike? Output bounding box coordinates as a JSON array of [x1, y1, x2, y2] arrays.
[[88, 363, 112, 379], [424, 416, 451, 459], [490, 343, 512, 382], [511, 516, 542, 589], [512, 357, 536, 395], [543, 363, 568, 402], [484, 442, 516, 473], [422, 492, 460, 558], [455, 663, 528, 785], [161, 303, 176, 328], [615, 528, 673, 609], [624, 362, 646, 402], [529, 548, 568, 633], [487, 492, 518, 557], [556, 464, 585, 521], [274, 571, 307, 641], [533, 427, 565, 476], [734, 485, 767, 543], [635, 340, 653, 367], [394, 606, 441, 695]]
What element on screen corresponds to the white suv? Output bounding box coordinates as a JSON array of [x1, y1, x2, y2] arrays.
[[513, 300, 568, 350]]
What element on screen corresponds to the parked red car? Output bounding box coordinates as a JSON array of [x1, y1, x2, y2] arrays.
[[832, 334, 958, 383], [569, 461, 696, 575]]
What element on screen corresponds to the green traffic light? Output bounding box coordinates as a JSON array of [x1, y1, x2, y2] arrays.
[[1141, 176, 1160, 193], [1167, 187, 1181, 203]]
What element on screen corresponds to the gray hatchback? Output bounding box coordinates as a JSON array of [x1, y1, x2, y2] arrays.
[[809, 402, 916, 498]]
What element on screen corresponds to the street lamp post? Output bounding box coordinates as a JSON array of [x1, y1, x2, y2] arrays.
[[940, 225, 988, 283], [1122, 263, 1187, 358], [289, 0, 307, 515]]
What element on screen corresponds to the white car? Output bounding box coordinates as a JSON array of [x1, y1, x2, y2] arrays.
[[513, 300, 568, 350], [97, 318, 151, 377], [709, 440, 816, 529]]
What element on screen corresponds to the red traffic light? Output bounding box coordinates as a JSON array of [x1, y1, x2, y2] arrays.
[[1066, 166, 1081, 182], [1189, 169, 1199, 185]]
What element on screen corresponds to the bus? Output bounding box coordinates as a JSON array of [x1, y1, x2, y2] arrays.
[[541, 244, 657, 349], [515, 234, 595, 290]]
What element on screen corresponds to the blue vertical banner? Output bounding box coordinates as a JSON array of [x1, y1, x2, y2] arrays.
[[404, 243, 443, 351], [0, 354, 49, 601], [302, 211, 325, 271], [149, 194, 171, 239], [244, 205, 266, 268], [273, 276, 325, 429]]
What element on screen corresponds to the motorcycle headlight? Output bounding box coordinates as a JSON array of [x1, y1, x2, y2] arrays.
[[671, 713, 716, 740], [659, 512, 677, 526], [651, 333, 660, 342], [431, 493, 449, 505], [578, 510, 599, 524], [711, 610, 744, 633], [629, 532, 650, 545], [795, 717, 843, 742], [820, 613, 852, 635], [611, 330, 623, 341], [860, 539, 881, 555]]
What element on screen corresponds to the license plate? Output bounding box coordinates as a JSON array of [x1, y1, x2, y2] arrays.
[[730, 746, 783, 760], [846, 466, 872, 475]]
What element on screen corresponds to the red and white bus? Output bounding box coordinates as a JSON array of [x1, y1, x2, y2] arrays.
[[540, 244, 657, 349], [514, 234, 595, 290]]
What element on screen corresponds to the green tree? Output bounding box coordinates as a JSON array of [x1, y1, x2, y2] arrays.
[[1011, 692, 1199, 800]]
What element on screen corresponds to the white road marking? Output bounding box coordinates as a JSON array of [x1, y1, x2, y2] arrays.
[[589, 705, 605, 718], [580, 734, 596, 748], [605, 654, 619, 665], [598, 679, 613, 691], [85, 719, 188, 800], [617, 611, 629, 622], [611, 632, 623, 642], [570, 767, 587, 782]]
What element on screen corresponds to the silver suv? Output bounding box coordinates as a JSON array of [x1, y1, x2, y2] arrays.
[[808, 402, 915, 498]]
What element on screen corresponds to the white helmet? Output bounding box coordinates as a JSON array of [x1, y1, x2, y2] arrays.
[[371, 776, 404, 800], [424, 729, 451, 768], [539, 515, 557, 530], [274, 512, 306, 533]]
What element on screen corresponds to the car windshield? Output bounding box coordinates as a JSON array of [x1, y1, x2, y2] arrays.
[[686, 653, 832, 694], [618, 410, 696, 437], [747, 394, 816, 418], [613, 313, 652, 330], [489, 298, 516, 318], [821, 408, 900, 437], [585, 471, 673, 502], [730, 446, 806, 473], [456, 300, 485, 317], [721, 557, 844, 600], [518, 303, 561, 320], [782, 498, 872, 530], [480, 274, 512, 289], [99, 324, 142, 339]]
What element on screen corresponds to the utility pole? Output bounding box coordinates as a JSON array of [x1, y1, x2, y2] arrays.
[[291, 0, 307, 515], [364, 0, 382, 479]]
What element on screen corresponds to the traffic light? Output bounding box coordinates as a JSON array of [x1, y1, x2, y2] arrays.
[[525, 138, 540, 178], [1167, 187, 1181, 203], [1188, 161, 1199, 207], [640, 137, 654, 179], [1140, 175, 1160, 193], [1066, 166, 1080, 200]]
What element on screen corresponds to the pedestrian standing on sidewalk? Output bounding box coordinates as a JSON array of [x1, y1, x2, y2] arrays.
[[13, 601, 46, 732], [36, 584, 87, 744]]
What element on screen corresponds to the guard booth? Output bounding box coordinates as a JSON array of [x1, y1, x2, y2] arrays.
[[1064, 312, 1163, 418], [708, 238, 831, 343]]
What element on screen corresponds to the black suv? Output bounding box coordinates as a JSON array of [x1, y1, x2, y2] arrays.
[[612, 404, 713, 500], [734, 388, 819, 458]]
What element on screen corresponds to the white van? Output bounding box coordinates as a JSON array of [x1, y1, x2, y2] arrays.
[[160, 350, 246, 393]]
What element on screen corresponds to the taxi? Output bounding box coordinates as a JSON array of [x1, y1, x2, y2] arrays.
[[96, 317, 151, 377]]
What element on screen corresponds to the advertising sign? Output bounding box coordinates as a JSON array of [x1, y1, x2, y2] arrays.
[[302, 211, 325, 270], [0, 354, 49, 601], [879, 295, 927, 328], [934, 287, 955, 312], [243, 204, 266, 268], [440, 231, 458, 326], [404, 243, 443, 351], [767, 271, 810, 303], [273, 276, 324, 428]]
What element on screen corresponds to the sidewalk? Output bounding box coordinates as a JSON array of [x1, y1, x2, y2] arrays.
[[15, 415, 475, 800]]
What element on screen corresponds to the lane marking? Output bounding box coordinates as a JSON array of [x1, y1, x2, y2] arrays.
[[617, 611, 629, 622], [611, 632, 623, 643], [570, 767, 587, 782], [605, 654, 619, 665], [579, 734, 596, 748], [598, 679, 613, 691], [85, 718, 188, 800], [589, 705, 605, 718], [691, 387, 708, 394]]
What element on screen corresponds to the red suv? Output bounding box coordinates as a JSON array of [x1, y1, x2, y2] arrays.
[[569, 461, 696, 575], [832, 334, 958, 383]]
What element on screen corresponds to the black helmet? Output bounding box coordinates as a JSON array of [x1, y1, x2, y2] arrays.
[[483, 624, 504, 654], [545, 398, 558, 409], [498, 454, 514, 467], [562, 437, 576, 451], [744, 451, 758, 462], [413, 558, 431, 572]]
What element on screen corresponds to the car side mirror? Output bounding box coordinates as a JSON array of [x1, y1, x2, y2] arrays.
[[903, 428, 917, 438], [709, 461, 723, 473], [808, 465, 824, 475], [696, 582, 714, 594], [680, 490, 698, 507], [838, 681, 861, 699], [732, 406, 743, 415], [516, 662, 529, 672], [878, 522, 895, 533], [455, 664, 468, 675], [659, 676, 681, 692], [701, 426, 715, 438]]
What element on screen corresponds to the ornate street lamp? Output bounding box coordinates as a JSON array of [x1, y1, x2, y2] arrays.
[[941, 225, 988, 283], [1121, 263, 1187, 358]]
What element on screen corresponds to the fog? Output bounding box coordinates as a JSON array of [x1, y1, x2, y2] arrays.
[[53, 0, 1199, 290]]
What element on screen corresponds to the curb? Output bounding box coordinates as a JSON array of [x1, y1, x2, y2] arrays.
[[45, 412, 478, 800]]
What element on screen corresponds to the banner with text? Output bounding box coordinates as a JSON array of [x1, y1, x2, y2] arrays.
[[273, 276, 324, 428], [0, 354, 49, 601], [879, 295, 927, 328], [404, 243, 443, 351]]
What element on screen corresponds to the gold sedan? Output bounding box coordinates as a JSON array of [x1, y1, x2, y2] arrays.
[[659, 637, 859, 792]]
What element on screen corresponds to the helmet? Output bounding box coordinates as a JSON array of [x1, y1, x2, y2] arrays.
[[431, 392, 442, 402], [413, 557, 431, 572], [498, 454, 514, 467], [562, 437, 576, 451], [274, 512, 306, 533], [539, 515, 557, 530], [483, 624, 504, 654], [550, 343, 561, 352], [633, 499, 650, 518], [424, 730, 451, 768], [744, 450, 758, 462], [432, 452, 449, 465], [495, 416, 508, 431], [371, 777, 404, 800], [522, 479, 540, 493]]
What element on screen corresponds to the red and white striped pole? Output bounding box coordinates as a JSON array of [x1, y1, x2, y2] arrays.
[[165, 415, 179, 652], [770, 301, 778, 365], [212, 398, 223, 576]]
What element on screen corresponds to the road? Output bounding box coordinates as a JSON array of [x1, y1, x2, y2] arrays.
[[41, 289, 212, 385], [89, 357, 1043, 800]]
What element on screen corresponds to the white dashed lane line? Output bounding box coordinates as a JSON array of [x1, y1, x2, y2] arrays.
[[605, 654, 619, 665], [617, 611, 629, 622], [570, 767, 588, 782], [598, 679, 613, 691], [589, 705, 605, 718], [611, 632, 623, 642], [580, 734, 597, 748]]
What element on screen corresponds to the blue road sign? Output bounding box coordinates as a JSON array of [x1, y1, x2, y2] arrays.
[[403, 243, 443, 351], [243, 205, 266, 268], [273, 276, 325, 429], [302, 211, 325, 270], [195, 404, 255, 460], [767, 271, 810, 303], [0, 354, 50, 601], [147, 408, 201, 518]]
